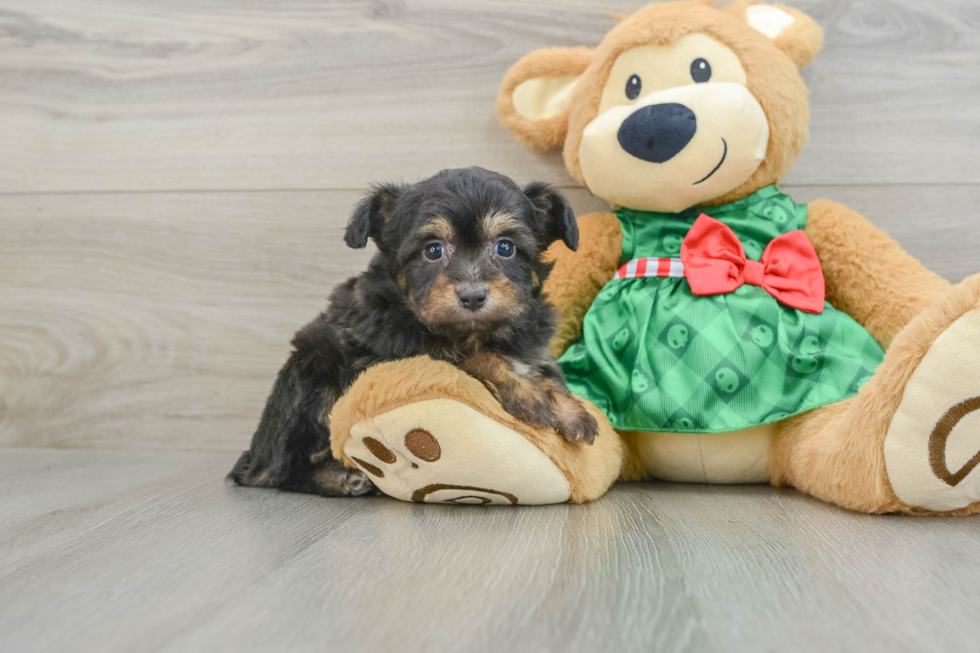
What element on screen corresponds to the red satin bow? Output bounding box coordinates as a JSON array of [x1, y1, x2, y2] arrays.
[[680, 214, 826, 314]]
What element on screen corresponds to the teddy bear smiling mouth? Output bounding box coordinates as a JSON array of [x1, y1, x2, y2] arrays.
[[692, 137, 728, 186]]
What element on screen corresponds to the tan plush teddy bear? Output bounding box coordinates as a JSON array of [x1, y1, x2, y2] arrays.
[[330, 0, 980, 514]]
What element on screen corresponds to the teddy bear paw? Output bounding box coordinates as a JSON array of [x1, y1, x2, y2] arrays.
[[884, 308, 980, 512], [342, 398, 572, 505]]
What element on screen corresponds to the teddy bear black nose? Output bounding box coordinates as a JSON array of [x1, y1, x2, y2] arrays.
[[457, 285, 489, 311], [617, 103, 697, 163]]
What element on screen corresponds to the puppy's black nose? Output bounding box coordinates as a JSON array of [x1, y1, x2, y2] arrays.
[[457, 286, 489, 311], [617, 103, 697, 163]]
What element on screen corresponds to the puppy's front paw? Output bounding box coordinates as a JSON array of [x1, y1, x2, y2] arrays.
[[485, 379, 556, 431], [551, 394, 599, 445], [316, 463, 383, 497]]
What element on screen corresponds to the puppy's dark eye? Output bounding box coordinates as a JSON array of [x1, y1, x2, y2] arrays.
[[625, 74, 642, 100], [423, 242, 445, 261], [494, 239, 516, 258], [691, 58, 711, 83]]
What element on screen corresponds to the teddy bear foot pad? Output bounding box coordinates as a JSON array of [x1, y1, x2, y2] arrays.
[[343, 399, 572, 505], [885, 308, 980, 512]]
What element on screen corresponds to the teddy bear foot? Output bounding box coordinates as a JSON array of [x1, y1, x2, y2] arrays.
[[885, 305, 980, 513], [773, 276, 980, 515], [341, 398, 572, 505], [327, 356, 624, 505]]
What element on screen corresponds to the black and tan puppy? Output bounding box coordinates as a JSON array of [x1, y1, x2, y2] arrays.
[[229, 167, 598, 497]]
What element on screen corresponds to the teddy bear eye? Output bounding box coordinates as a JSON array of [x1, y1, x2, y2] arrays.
[[691, 58, 712, 83], [625, 74, 642, 100]]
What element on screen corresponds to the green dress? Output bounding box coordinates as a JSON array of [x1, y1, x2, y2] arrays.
[[559, 186, 885, 434]]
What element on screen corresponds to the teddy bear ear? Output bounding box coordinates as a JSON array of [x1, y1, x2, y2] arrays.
[[723, 1, 824, 69], [496, 47, 593, 150]]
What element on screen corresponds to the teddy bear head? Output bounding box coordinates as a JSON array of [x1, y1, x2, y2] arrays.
[[497, 0, 824, 213]]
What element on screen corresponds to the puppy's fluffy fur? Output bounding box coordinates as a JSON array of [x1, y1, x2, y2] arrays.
[[229, 167, 598, 497]]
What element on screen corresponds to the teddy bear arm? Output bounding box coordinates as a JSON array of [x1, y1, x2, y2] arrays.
[[542, 212, 623, 357], [805, 199, 952, 348]]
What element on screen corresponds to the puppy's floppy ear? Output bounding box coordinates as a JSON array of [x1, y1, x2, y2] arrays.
[[524, 182, 578, 252], [344, 183, 400, 249]]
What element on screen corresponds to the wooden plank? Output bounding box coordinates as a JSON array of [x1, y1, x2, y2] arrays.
[[0, 0, 977, 193], [1, 448, 979, 653], [0, 185, 976, 451]]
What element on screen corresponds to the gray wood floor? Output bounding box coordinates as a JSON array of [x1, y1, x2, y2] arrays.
[[3, 449, 980, 653], [1, 1, 979, 651]]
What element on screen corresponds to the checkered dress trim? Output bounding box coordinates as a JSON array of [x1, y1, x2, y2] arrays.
[[616, 257, 685, 280]]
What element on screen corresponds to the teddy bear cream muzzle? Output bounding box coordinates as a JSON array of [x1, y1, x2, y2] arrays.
[[579, 82, 769, 214]]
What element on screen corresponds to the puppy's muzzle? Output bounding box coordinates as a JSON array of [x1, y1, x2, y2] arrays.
[[457, 285, 489, 311], [617, 102, 697, 163]]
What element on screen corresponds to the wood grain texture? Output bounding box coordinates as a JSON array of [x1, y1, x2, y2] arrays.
[[0, 0, 978, 193], [1, 185, 976, 451], [1, 448, 979, 653]]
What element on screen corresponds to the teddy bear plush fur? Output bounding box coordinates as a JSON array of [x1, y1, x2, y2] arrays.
[[330, 0, 980, 514]]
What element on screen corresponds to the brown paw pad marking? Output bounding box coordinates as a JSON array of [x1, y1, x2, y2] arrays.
[[352, 436, 398, 478], [929, 396, 980, 487], [404, 428, 441, 462], [353, 429, 519, 504], [353, 429, 439, 479], [364, 437, 396, 464], [350, 457, 384, 478], [411, 484, 518, 505]]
